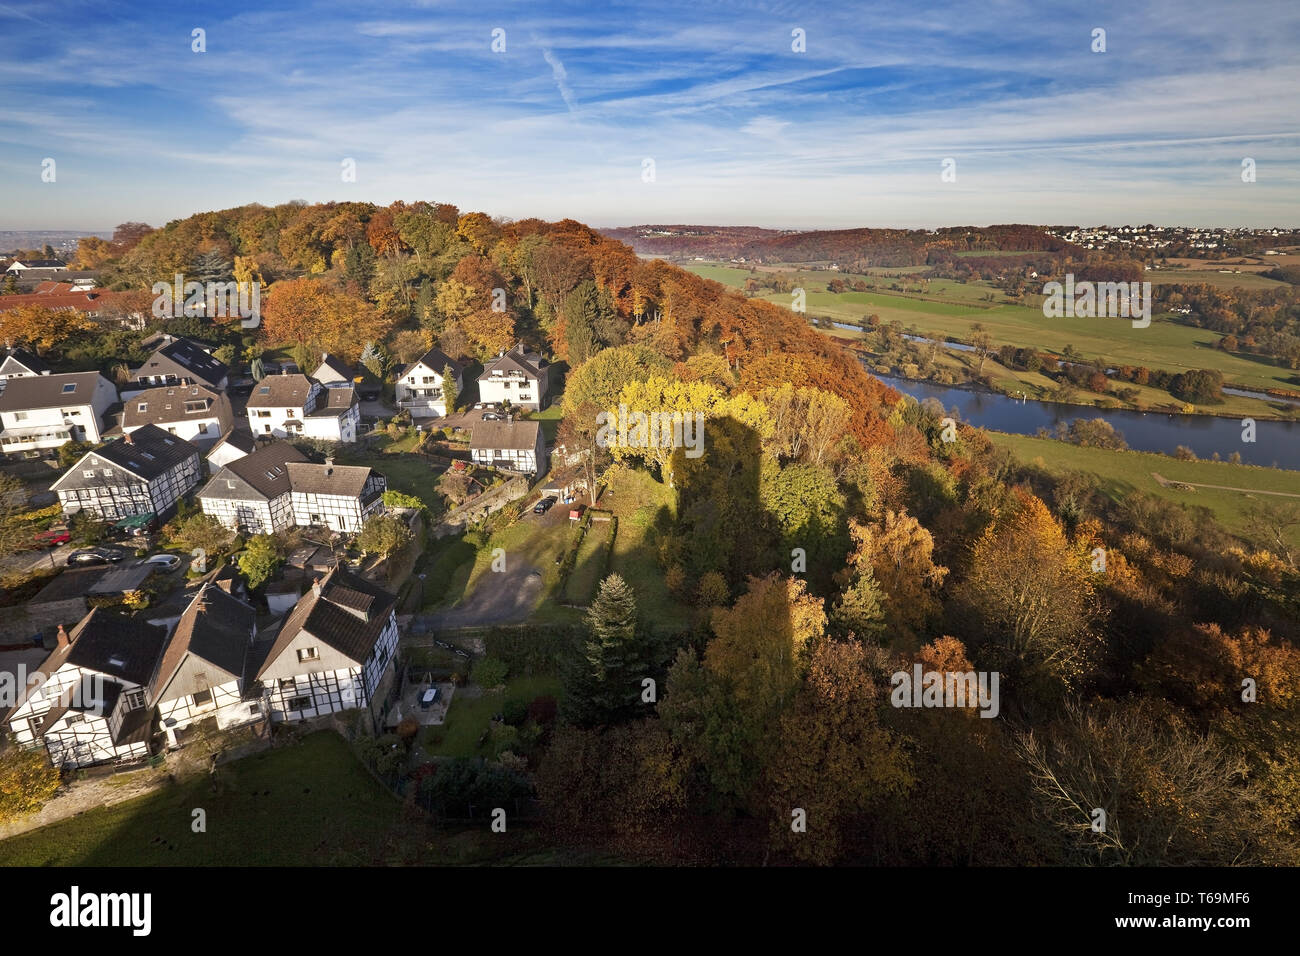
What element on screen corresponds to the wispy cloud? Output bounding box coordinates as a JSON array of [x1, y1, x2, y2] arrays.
[[541, 46, 578, 112]]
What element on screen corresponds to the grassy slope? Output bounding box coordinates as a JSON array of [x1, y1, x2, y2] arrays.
[[422, 675, 563, 759], [989, 432, 1300, 551], [0, 733, 406, 866]]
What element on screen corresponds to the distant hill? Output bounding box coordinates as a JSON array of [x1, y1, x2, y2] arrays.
[[0, 230, 111, 257], [601, 223, 1076, 267]]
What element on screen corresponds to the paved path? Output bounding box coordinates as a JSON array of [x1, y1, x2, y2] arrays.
[[1152, 473, 1300, 498], [419, 563, 544, 628]]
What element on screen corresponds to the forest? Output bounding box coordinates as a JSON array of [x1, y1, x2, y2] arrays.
[[5, 200, 1298, 865]]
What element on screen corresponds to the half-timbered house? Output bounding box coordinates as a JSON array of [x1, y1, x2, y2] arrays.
[[51, 425, 202, 521]]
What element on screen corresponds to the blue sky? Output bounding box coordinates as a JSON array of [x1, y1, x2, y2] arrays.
[[2, 0, 1298, 231]]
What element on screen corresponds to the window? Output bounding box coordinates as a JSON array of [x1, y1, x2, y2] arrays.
[[310, 514, 321, 523], [263, 425, 271, 434], [66, 713, 85, 725], [14, 411, 27, 421], [102, 469, 113, 477], [29, 714, 45, 734], [278, 678, 295, 690], [288, 695, 312, 712], [137, 403, 148, 412], [249, 703, 261, 715], [192, 689, 213, 708], [297, 646, 320, 662], [61, 383, 76, 393], [167, 427, 177, 435], [197, 422, 208, 434], [83, 470, 95, 478], [125, 690, 145, 710], [285, 409, 295, 418]]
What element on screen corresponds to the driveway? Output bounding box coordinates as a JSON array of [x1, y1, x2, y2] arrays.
[[421, 563, 544, 628]]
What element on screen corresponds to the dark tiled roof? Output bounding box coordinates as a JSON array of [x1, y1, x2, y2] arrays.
[[257, 565, 396, 675], [207, 429, 256, 457], [470, 418, 542, 452], [314, 354, 353, 381], [479, 343, 545, 380], [309, 385, 356, 414], [246, 374, 315, 408], [0, 347, 50, 375], [10, 259, 66, 268], [405, 347, 461, 378], [284, 461, 380, 498], [29, 567, 105, 604], [51, 424, 199, 488], [32, 607, 170, 692], [152, 584, 256, 701], [123, 383, 232, 431], [0, 370, 106, 412], [198, 441, 306, 500], [131, 338, 227, 387]]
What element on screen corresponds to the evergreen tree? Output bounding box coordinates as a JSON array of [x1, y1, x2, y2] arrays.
[[194, 249, 233, 283], [441, 363, 459, 413], [564, 574, 645, 727], [250, 356, 266, 381]]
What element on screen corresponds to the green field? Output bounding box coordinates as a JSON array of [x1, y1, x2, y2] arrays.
[[564, 517, 614, 605], [685, 261, 1300, 398], [0, 733, 408, 866], [1147, 269, 1289, 291], [989, 432, 1300, 551]]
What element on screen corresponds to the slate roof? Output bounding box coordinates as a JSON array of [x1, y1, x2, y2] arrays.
[[51, 424, 199, 489], [470, 418, 543, 452], [206, 429, 256, 459], [308, 384, 356, 415], [284, 461, 381, 498], [130, 338, 228, 387], [246, 374, 315, 408], [197, 441, 306, 501], [479, 343, 545, 381], [0, 370, 106, 412], [402, 347, 461, 379], [0, 347, 50, 375], [123, 383, 232, 431], [151, 584, 256, 702], [313, 353, 354, 382], [256, 564, 396, 675]]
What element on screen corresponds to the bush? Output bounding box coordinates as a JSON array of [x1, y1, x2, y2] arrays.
[[471, 656, 509, 689], [502, 697, 529, 726]]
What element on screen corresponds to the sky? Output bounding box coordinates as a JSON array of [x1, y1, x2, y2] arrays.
[[2, 0, 1299, 232]]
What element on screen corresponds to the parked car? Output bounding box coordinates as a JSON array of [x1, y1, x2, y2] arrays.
[[282, 362, 300, 375], [34, 529, 71, 548], [66, 548, 125, 567], [142, 554, 182, 572], [533, 496, 557, 515], [481, 412, 501, 421]]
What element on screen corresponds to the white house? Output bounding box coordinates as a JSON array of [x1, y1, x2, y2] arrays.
[[123, 383, 233, 448], [395, 346, 462, 418], [152, 584, 262, 748], [51, 425, 202, 521], [5, 259, 67, 273], [128, 337, 228, 392], [0, 370, 116, 460], [0, 347, 51, 393], [3, 609, 167, 769], [470, 417, 545, 475], [205, 429, 256, 470], [246, 374, 359, 443], [476, 344, 549, 410], [255, 565, 399, 725], [198, 441, 385, 534]]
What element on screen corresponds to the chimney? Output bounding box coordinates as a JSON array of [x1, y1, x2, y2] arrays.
[[123, 431, 133, 444], [324, 456, 334, 467], [312, 578, 322, 597], [56, 624, 69, 648]]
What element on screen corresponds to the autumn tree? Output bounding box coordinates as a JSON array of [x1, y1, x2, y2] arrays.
[[0, 305, 94, 352], [260, 278, 393, 363], [839, 510, 947, 643], [0, 739, 61, 823], [765, 639, 912, 863], [357, 514, 411, 559]]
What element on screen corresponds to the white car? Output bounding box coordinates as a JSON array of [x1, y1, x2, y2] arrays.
[[142, 554, 182, 572]]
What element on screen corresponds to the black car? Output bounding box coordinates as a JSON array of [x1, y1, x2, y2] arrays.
[[67, 548, 125, 567], [533, 496, 557, 515]]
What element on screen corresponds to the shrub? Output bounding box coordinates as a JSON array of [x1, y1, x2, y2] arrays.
[[471, 656, 508, 689]]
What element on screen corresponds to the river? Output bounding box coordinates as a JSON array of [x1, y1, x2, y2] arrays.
[[871, 372, 1300, 471]]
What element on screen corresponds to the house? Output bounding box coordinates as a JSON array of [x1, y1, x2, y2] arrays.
[[205, 429, 256, 470], [395, 347, 462, 418], [312, 353, 355, 386], [0, 370, 117, 460], [123, 383, 233, 448], [0, 347, 51, 393], [4, 609, 167, 769], [152, 584, 262, 748], [470, 417, 545, 475], [245, 373, 359, 443], [198, 441, 385, 534], [5, 259, 67, 273], [476, 343, 549, 410], [255, 564, 399, 725], [128, 337, 228, 391], [51, 424, 202, 521]]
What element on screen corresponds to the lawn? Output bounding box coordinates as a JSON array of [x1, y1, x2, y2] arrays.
[[0, 732, 408, 866], [523, 404, 563, 443], [601, 466, 695, 629], [340, 452, 446, 514], [421, 675, 562, 759], [564, 517, 614, 605], [989, 432, 1300, 551]]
